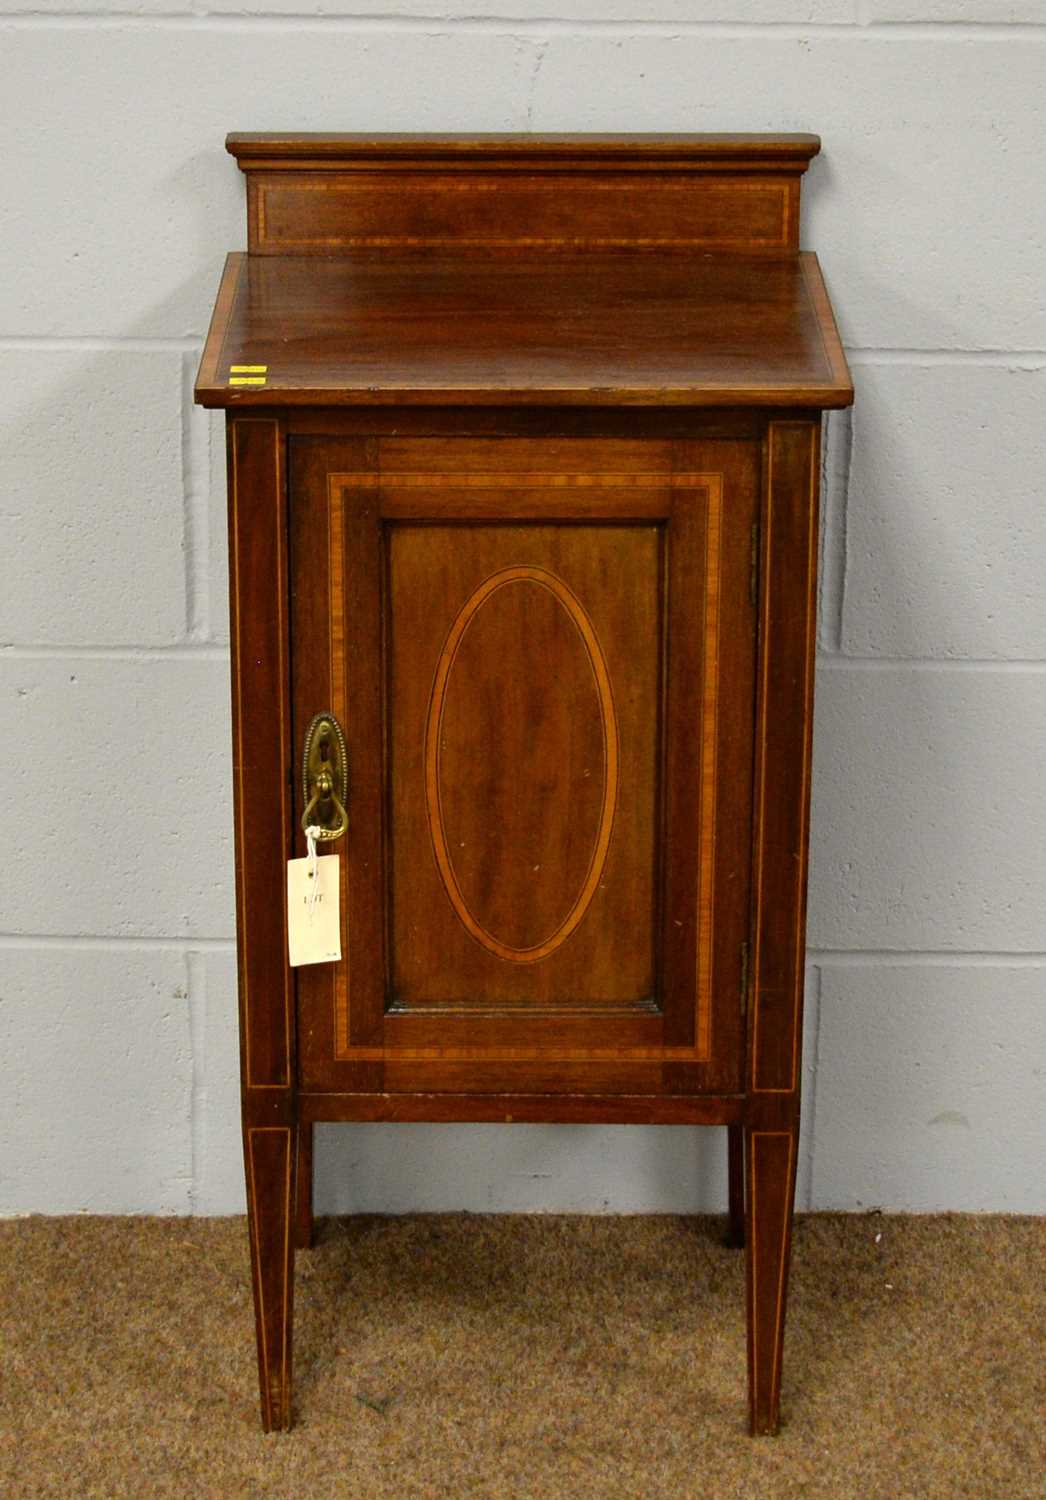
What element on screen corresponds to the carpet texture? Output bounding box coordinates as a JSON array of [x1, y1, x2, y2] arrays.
[[1, 1213, 1042, 1498]]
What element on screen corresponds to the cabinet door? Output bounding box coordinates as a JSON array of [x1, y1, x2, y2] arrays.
[[290, 436, 757, 1095]]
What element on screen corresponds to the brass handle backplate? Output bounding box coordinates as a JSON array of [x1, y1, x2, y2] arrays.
[[301, 712, 348, 841]]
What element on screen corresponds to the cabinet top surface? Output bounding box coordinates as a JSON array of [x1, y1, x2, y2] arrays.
[[196, 130, 850, 410], [195, 249, 852, 409]]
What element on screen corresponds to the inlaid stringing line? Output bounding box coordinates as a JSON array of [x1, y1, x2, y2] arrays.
[[695, 476, 723, 1059], [327, 477, 350, 1054]]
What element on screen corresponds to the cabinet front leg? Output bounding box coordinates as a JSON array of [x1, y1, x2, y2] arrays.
[[745, 1124, 798, 1435], [245, 1122, 297, 1431]]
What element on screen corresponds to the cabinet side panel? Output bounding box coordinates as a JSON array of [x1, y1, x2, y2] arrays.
[[229, 417, 293, 1091], [750, 420, 820, 1094]]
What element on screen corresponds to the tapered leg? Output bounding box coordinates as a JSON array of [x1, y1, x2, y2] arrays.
[[727, 1124, 745, 1247], [294, 1122, 315, 1250], [745, 1124, 798, 1435], [244, 1123, 297, 1431]]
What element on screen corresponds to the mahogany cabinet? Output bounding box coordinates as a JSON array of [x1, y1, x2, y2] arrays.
[[195, 132, 853, 1435]]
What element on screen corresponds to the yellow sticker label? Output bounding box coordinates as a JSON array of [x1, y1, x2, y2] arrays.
[[230, 365, 267, 373]]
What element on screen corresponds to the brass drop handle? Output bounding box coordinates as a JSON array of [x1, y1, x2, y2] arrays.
[[301, 712, 348, 841]]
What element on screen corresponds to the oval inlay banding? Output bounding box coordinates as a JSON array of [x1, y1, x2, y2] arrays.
[[425, 565, 619, 964]]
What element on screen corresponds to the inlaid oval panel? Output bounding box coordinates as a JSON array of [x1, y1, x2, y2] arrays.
[[425, 566, 619, 963]]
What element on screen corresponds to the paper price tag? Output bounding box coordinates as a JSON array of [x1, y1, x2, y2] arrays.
[[287, 854, 342, 967]]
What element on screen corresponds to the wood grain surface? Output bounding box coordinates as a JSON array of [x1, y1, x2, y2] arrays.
[[202, 131, 854, 1434], [288, 435, 756, 1097], [196, 251, 850, 409]]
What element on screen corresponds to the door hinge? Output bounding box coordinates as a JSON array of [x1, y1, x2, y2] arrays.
[[749, 521, 760, 608]]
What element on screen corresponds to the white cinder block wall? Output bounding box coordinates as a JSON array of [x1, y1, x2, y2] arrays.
[[2, 3, 1043, 1217]]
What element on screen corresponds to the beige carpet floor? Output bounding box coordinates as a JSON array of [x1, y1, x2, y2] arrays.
[[1, 1213, 1042, 1499]]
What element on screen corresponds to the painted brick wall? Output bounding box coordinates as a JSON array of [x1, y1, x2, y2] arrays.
[[1, 3, 1043, 1215]]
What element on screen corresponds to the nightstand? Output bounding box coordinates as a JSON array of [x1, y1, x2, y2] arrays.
[[195, 131, 853, 1433]]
